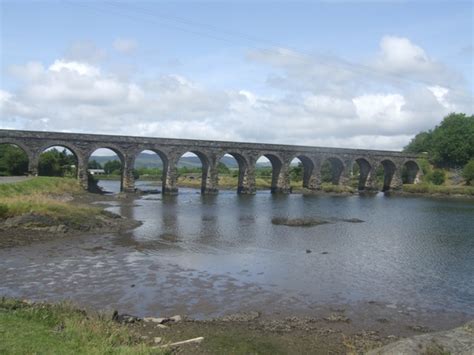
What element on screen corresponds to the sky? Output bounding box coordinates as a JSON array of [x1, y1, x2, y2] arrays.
[[1, 0, 473, 151]]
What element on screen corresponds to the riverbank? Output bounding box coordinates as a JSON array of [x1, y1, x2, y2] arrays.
[[0, 177, 140, 248], [3, 298, 471, 354]]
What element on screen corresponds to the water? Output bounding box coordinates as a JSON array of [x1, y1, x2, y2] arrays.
[[1, 179, 473, 321]]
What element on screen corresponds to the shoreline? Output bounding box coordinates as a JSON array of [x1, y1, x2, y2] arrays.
[[2, 297, 472, 354]]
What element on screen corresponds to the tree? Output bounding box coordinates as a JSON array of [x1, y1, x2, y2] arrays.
[[290, 163, 303, 182], [38, 148, 76, 177], [404, 113, 474, 168], [0, 144, 28, 176], [404, 131, 432, 154], [88, 160, 102, 169], [463, 160, 474, 185], [430, 170, 445, 185], [217, 162, 230, 174], [104, 160, 122, 175]]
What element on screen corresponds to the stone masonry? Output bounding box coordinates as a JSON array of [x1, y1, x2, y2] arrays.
[[0, 129, 423, 194]]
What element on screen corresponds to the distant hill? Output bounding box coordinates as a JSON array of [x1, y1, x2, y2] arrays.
[[90, 152, 241, 169]]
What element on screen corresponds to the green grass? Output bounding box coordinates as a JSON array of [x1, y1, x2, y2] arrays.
[[403, 183, 474, 196], [0, 177, 83, 198], [0, 177, 100, 221], [0, 298, 163, 355]]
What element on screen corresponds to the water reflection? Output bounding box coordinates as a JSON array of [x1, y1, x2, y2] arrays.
[[1, 179, 473, 319]]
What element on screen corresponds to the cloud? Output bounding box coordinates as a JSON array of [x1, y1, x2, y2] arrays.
[[1, 36, 472, 151], [113, 38, 137, 54]]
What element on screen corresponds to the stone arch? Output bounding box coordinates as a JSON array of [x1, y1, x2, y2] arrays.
[[0, 138, 33, 157], [402, 160, 421, 184], [86, 145, 127, 192], [37, 142, 81, 178], [379, 159, 397, 191], [217, 151, 249, 193], [131, 148, 169, 190], [289, 154, 315, 189], [0, 141, 30, 176], [321, 156, 345, 185], [255, 152, 284, 192], [352, 157, 372, 190], [175, 149, 211, 193]]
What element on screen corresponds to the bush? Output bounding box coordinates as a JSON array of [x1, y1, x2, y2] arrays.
[[430, 170, 445, 185], [0, 203, 9, 219], [463, 160, 474, 185]]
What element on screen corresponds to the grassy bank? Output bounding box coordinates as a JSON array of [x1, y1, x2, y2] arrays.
[[402, 183, 474, 196], [0, 177, 100, 222], [0, 298, 160, 355]]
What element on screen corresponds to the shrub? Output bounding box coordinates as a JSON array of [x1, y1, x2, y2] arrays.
[[463, 160, 474, 185], [0, 203, 9, 219], [430, 170, 445, 185]]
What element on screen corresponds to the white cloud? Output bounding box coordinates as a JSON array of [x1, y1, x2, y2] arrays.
[[113, 38, 137, 54], [1, 36, 472, 151]]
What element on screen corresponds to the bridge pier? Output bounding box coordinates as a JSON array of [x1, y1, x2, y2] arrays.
[[202, 157, 219, 194], [272, 162, 291, 194], [390, 168, 403, 191]]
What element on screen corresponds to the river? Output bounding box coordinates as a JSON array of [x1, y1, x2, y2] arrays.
[[1, 180, 473, 329]]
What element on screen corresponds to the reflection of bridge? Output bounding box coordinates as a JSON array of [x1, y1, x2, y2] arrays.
[[0, 129, 422, 194]]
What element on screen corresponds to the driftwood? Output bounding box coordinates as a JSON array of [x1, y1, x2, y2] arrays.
[[154, 336, 204, 348]]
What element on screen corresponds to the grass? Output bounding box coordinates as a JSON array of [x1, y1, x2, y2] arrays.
[[0, 177, 100, 221], [0, 298, 163, 355], [403, 183, 474, 196]]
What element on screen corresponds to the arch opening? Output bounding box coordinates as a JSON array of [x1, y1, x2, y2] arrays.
[[375, 159, 397, 191], [0, 143, 29, 176], [88, 148, 124, 193], [133, 150, 167, 192], [176, 151, 209, 193], [256, 154, 283, 192], [321, 157, 344, 185], [289, 155, 314, 189], [402, 160, 420, 184], [218, 153, 246, 192], [352, 158, 372, 190], [38, 146, 78, 178]]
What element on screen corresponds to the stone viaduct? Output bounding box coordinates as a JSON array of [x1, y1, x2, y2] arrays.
[[0, 129, 422, 194]]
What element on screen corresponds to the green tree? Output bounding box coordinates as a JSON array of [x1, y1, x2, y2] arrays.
[[404, 113, 474, 168], [404, 131, 432, 154], [430, 169, 445, 185], [290, 163, 303, 182], [104, 160, 122, 175], [88, 160, 102, 169], [0, 144, 29, 176], [462, 160, 474, 185], [217, 162, 230, 174], [38, 148, 76, 177]]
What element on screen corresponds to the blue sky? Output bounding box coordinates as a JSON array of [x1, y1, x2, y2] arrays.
[[1, 0, 473, 150]]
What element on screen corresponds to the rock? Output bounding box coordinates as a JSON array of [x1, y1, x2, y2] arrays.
[[324, 314, 351, 323], [143, 317, 168, 324], [407, 325, 431, 333], [271, 217, 329, 227], [169, 315, 182, 323], [112, 311, 141, 324], [156, 324, 168, 329], [220, 311, 261, 322], [154, 337, 162, 344], [306, 249, 312, 253], [368, 320, 474, 355]]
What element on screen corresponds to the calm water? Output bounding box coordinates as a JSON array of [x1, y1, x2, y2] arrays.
[[1, 180, 473, 320]]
